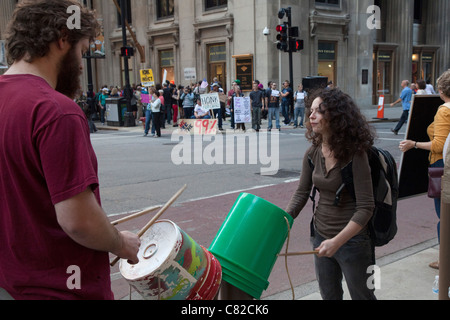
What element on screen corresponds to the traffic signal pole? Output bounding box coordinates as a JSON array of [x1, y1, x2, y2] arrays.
[[278, 7, 302, 119], [287, 8, 294, 117], [119, 0, 135, 127]]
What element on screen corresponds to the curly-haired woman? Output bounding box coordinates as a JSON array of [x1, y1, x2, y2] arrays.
[[286, 88, 377, 300]]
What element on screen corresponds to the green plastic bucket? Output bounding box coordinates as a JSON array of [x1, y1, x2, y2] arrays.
[[208, 193, 293, 299]]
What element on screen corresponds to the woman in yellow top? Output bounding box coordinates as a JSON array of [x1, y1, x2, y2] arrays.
[[400, 70, 450, 270]]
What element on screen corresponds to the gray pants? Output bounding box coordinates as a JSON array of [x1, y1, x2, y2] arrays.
[[311, 231, 377, 300]]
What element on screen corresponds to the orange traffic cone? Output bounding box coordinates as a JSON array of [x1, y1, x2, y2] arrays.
[[375, 95, 387, 120]]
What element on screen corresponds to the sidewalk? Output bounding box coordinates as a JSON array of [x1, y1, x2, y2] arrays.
[[267, 241, 440, 301]]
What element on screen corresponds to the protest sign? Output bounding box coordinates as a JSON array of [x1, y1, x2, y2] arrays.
[[234, 97, 251, 124], [200, 93, 221, 111]]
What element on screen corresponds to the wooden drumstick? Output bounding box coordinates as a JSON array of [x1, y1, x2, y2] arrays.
[[110, 205, 162, 226], [278, 251, 319, 257], [110, 184, 187, 267], [136, 184, 187, 238]]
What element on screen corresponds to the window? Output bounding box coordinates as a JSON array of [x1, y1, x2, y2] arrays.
[[160, 50, 175, 84], [156, 0, 174, 20], [376, 51, 392, 96], [205, 0, 227, 11], [117, 0, 132, 28], [315, 0, 340, 6], [318, 41, 337, 85]]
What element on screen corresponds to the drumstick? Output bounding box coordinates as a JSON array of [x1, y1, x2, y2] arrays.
[[278, 251, 319, 257], [137, 184, 187, 238], [110, 184, 187, 267], [110, 205, 162, 226]]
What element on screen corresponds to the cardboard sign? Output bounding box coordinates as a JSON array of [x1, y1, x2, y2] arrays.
[[178, 119, 218, 135], [140, 69, 155, 87], [200, 93, 221, 110], [234, 97, 251, 124], [398, 95, 444, 199], [141, 93, 150, 104]]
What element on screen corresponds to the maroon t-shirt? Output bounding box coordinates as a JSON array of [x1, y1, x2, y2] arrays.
[[0, 74, 113, 300]]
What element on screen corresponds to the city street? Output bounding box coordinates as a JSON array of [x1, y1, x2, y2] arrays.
[[94, 117, 439, 300], [93, 121, 405, 217]]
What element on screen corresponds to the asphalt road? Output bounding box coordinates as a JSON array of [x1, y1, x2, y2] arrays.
[[91, 121, 405, 217]]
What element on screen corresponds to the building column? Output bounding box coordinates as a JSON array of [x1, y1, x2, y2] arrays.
[[385, 0, 413, 95], [426, 0, 450, 75]]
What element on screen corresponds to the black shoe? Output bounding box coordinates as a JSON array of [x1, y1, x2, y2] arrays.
[[391, 129, 398, 135]]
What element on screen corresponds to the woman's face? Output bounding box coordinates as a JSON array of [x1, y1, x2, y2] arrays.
[[309, 97, 327, 135]]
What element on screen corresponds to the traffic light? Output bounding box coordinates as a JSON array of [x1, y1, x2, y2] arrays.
[[276, 24, 288, 52], [295, 39, 304, 52], [121, 46, 134, 57], [289, 39, 304, 53]]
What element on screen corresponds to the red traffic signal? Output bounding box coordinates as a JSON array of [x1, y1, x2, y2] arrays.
[[289, 39, 304, 53], [121, 46, 134, 57], [295, 39, 304, 51], [276, 24, 287, 33], [276, 25, 288, 51]]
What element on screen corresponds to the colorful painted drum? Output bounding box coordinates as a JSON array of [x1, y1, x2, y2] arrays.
[[120, 220, 221, 300]]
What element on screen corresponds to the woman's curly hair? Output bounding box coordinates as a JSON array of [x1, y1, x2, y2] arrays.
[[305, 88, 375, 162], [5, 0, 99, 65]]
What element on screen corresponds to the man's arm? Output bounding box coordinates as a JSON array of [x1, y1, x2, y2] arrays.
[[390, 98, 402, 107], [55, 188, 140, 264]]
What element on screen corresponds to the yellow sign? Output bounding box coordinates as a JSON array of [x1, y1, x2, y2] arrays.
[[140, 69, 155, 87]]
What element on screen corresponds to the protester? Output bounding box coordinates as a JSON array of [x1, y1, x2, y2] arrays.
[[293, 83, 307, 128], [249, 81, 265, 131], [0, 0, 140, 300], [399, 70, 450, 270], [192, 99, 211, 119], [286, 88, 377, 300], [99, 87, 109, 125], [170, 83, 179, 127], [181, 86, 195, 119], [149, 86, 162, 138], [230, 84, 245, 131], [280, 80, 293, 125], [211, 83, 225, 130], [266, 82, 281, 131]]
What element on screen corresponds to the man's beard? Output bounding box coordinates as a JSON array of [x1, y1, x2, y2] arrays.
[[55, 47, 82, 99]]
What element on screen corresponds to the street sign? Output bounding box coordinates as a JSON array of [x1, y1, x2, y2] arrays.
[[140, 69, 155, 87]]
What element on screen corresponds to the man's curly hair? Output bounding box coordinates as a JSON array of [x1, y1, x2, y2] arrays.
[[5, 0, 99, 65], [305, 88, 375, 162]]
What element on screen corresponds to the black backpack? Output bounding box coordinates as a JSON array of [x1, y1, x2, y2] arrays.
[[309, 146, 399, 247]]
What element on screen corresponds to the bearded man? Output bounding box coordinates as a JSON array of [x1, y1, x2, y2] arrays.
[[0, 0, 140, 300]]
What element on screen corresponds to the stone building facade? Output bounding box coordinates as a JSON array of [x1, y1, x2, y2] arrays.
[[1, 0, 449, 108]]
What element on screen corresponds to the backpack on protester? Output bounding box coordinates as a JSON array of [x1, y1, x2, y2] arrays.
[[308, 146, 399, 247]]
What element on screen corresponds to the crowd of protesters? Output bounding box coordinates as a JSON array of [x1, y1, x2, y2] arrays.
[[76, 78, 310, 136]]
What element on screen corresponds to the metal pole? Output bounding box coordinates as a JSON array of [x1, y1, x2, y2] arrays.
[[82, 0, 96, 133], [120, 0, 135, 127], [287, 7, 294, 120]]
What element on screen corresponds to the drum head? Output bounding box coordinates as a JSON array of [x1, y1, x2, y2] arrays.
[[120, 220, 179, 280]]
